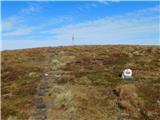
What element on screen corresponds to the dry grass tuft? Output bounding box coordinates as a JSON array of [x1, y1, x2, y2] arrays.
[[114, 84, 144, 118], [53, 89, 74, 109]]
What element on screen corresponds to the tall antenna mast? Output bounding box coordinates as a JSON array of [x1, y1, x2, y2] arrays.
[[72, 33, 74, 45]]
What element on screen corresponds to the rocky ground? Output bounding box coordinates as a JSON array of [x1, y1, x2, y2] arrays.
[[1, 45, 160, 120]]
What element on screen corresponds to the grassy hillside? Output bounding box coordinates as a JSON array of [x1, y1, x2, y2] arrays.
[[1, 45, 160, 120], [1, 48, 50, 119]]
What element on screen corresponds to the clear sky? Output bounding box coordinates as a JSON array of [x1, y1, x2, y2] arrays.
[[1, 1, 160, 50]]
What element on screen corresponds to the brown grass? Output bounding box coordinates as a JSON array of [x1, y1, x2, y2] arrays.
[[1, 48, 51, 120], [2, 45, 160, 120]]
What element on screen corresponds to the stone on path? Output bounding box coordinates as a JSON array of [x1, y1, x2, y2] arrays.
[[33, 110, 47, 120], [37, 89, 46, 96], [33, 97, 46, 109], [39, 82, 48, 89]]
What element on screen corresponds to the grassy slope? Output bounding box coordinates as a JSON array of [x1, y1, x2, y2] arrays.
[[1, 45, 160, 120], [1, 47, 51, 119]]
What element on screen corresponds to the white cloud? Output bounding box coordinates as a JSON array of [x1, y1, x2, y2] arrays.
[[97, 0, 109, 5], [3, 28, 33, 36], [1, 39, 72, 50], [45, 5, 159, 45], [2, 15, 73, 37], [2, 2, 43, 33], [21, 2, 43, 15], [2, 17, 34, 36], [2, 17, 19, 32], [2, 20, 14, 31]]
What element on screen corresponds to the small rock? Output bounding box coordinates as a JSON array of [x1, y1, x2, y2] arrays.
[[33, 97, 46, 109], [37, 89, 46, 96], [133, 51, 140, 56], [53, 74, 60, 80], [44, 73, 48, 76], [39, 82, 48, 89], [34, 113, 47, 120], [29, 72, 36, 77]]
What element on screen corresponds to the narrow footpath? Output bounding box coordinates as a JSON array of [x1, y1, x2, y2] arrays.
[[30, 48, 62, 120]]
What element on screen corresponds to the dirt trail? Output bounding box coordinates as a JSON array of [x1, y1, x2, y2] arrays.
[[32, 77, 48, 120], [44, 48, 74, 120], [30, 47, 66, 120], [30, 49, 60, 120]]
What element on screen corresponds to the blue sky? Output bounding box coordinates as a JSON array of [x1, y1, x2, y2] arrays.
[[1, 1, 160, 50]]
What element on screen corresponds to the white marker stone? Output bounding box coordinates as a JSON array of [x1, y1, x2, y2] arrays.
[[121, 69, 133, 80]]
